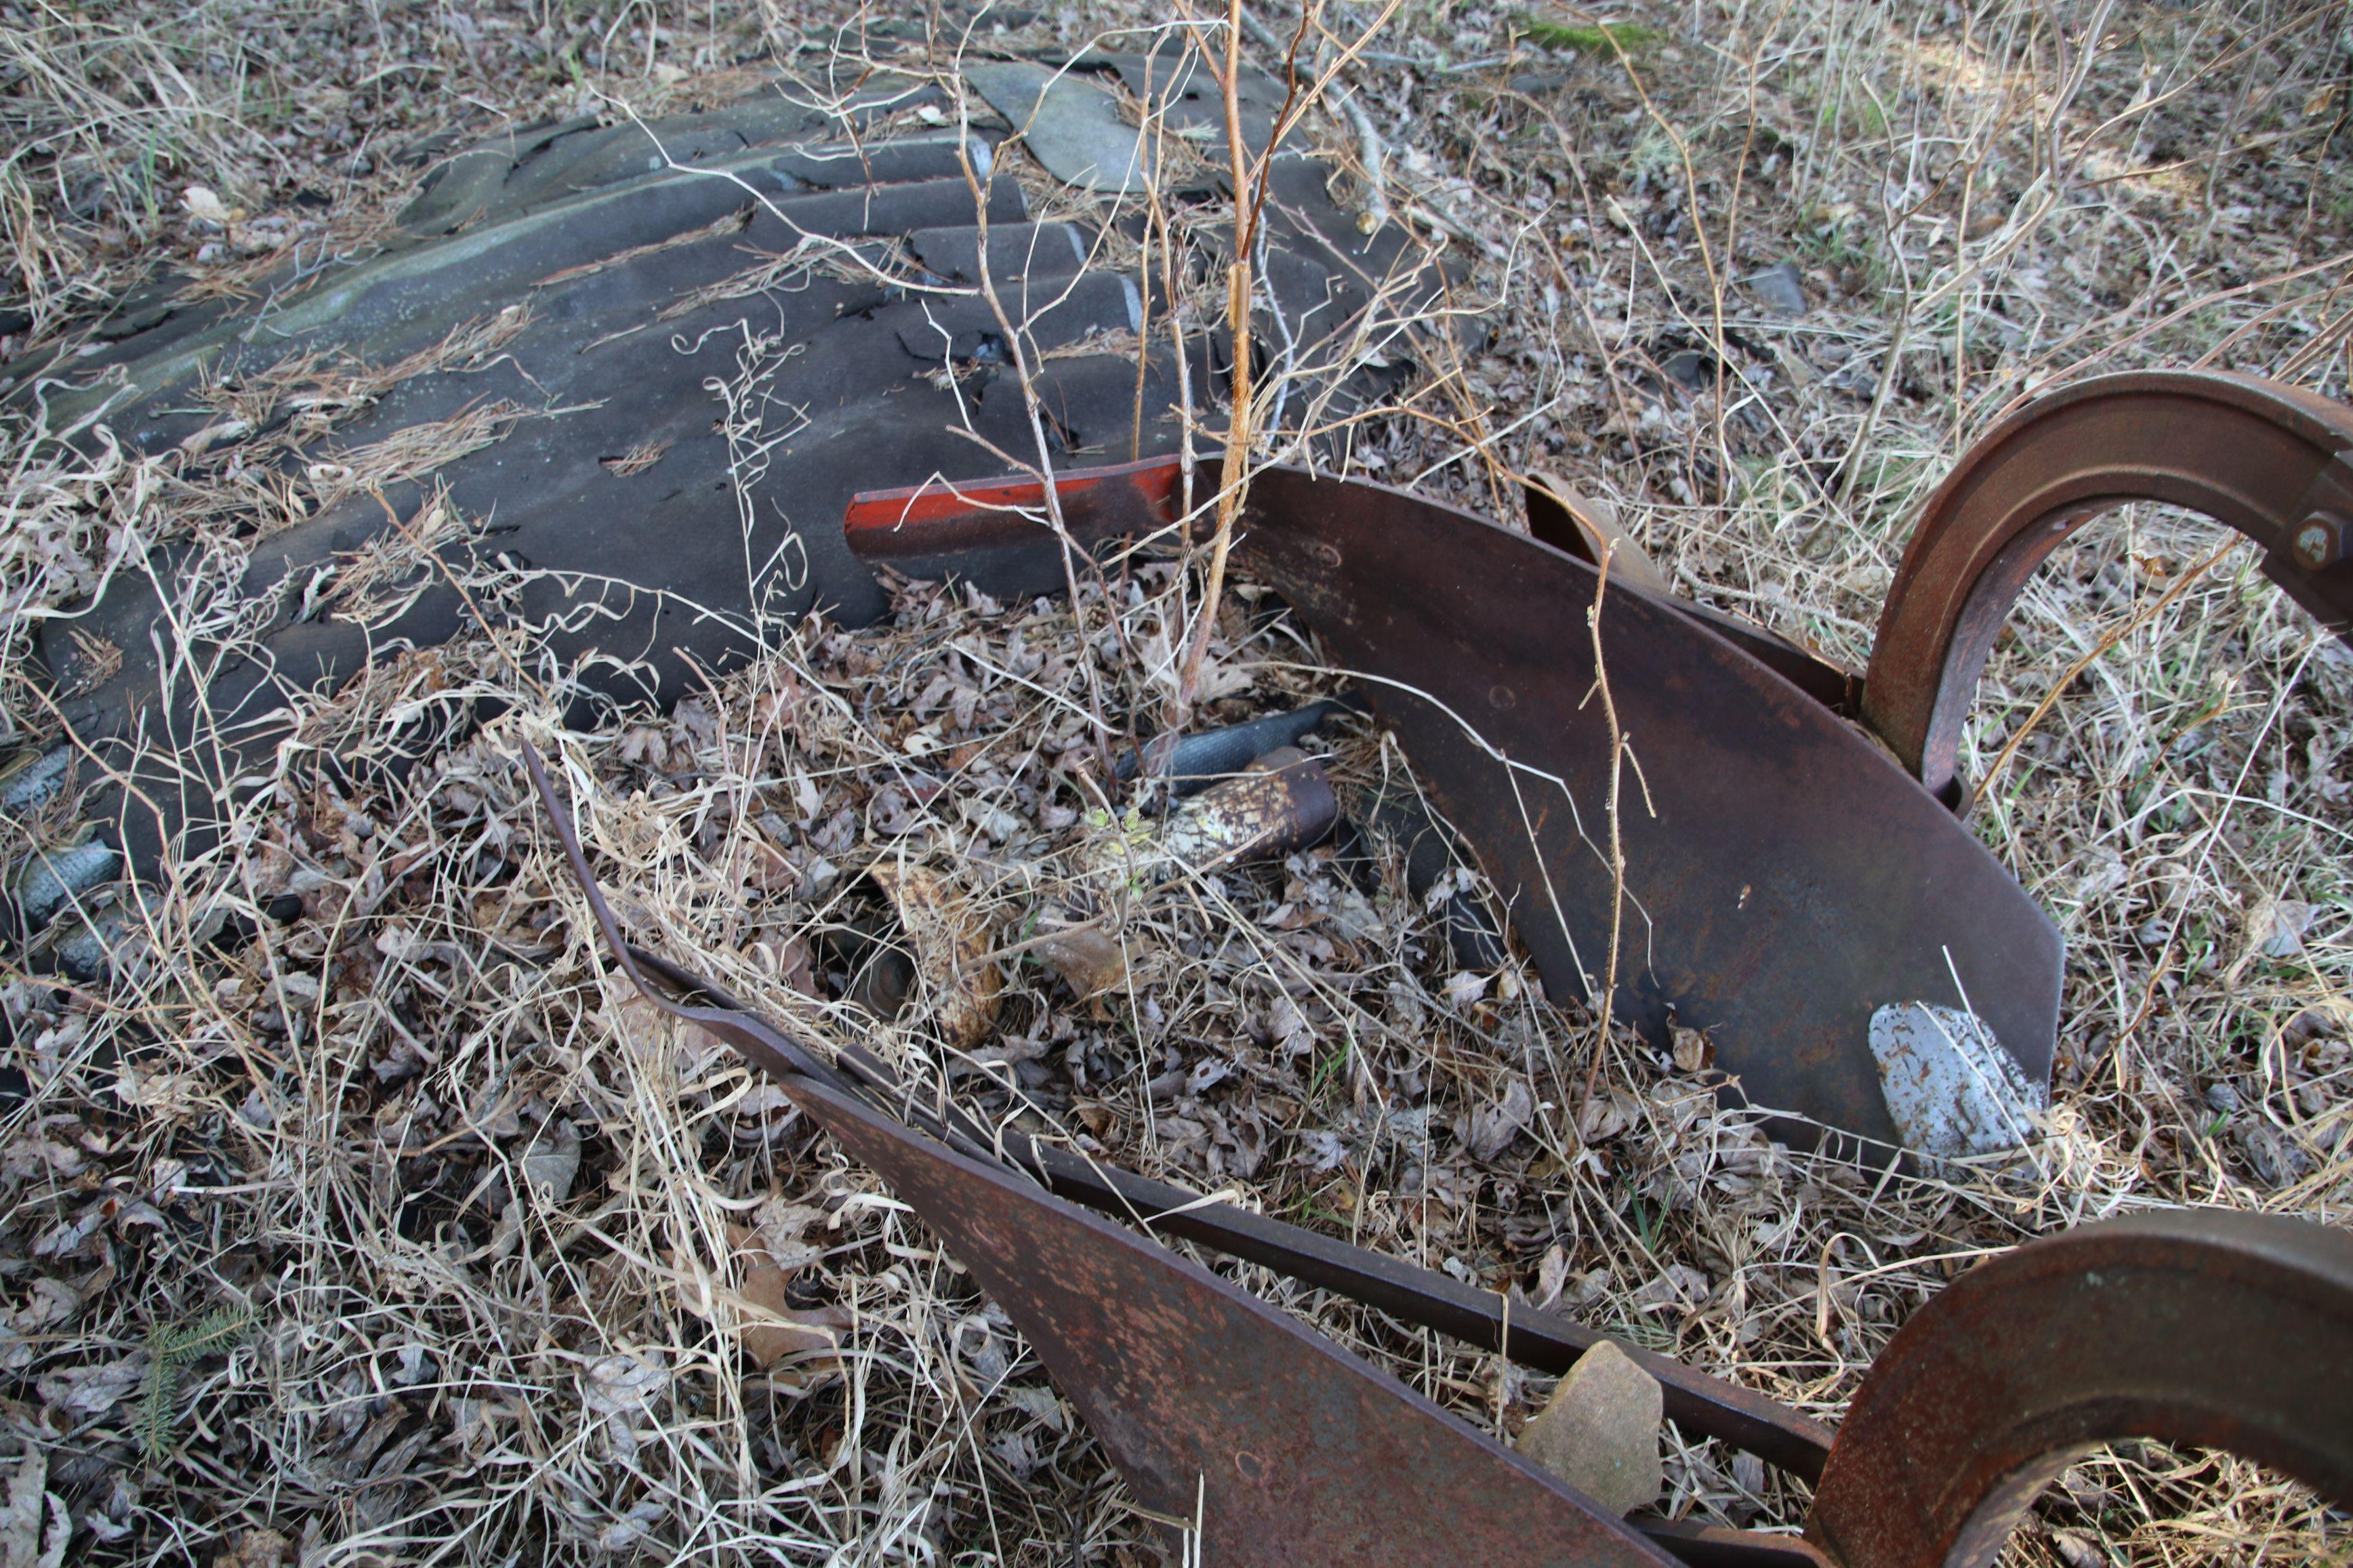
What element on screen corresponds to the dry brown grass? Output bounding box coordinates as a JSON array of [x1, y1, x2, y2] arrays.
[[2, 0, 2350, 1564]]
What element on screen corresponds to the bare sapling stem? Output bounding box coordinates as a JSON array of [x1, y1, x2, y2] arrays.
[[1172, 0, 1398, 727], [1173, 0, 1263, 726], [1581, 544, 1627, 1111]]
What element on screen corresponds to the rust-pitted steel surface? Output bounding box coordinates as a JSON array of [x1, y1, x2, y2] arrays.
[[504, 371, 2353, 1561], [848, 457, 2062, 1147], [1861, 371, 2353, 804], [1807, 1209, 2353, 1568]]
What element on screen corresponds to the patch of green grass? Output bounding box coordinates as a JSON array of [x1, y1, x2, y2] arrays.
[[1795, 207, 1875, 274], [1829, 98, 1889, 138], [1513, 16, 1661, 57], [1286, 1188, 1349, 1230]]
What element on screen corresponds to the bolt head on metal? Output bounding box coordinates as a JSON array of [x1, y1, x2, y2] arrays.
[[2293, 512, 2349, 572]]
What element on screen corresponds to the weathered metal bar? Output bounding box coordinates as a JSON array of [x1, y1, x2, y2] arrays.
[[1113, 699, 1357, 793], [636, 939, 1835, 1478], [1019, 1138, 1837, 1482]]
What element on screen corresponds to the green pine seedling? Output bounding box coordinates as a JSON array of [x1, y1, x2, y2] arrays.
[[136, 1306, 253, 1462]]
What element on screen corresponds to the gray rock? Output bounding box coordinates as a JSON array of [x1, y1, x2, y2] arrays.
[[1660, 348, 1711, 389], [1744, 260, 1807, 317], [1868, 1001, 2046, 1157], [1515, 1339, 1662, 1515]]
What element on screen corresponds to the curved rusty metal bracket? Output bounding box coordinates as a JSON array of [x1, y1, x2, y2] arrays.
[[1862, 371, 2353, 806], [1807, 1208, 2353, 1567]]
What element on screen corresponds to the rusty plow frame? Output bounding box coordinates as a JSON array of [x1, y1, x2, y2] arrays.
[[516, 368, 2353, 1563]]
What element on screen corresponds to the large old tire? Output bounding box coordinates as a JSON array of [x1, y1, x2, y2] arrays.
[[2, 52, 1439, 894]]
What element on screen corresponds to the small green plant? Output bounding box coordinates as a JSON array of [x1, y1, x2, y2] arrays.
[[136, 1306, 254, 1462], [1795, 205, 1878, 279], [1627, 1195, 1663, 1252], [1286, 1187, 1349, 1230], [1820, 96, 1891, 139], [1628, 125, 1681, 184], [1307, 1044, 1350, 1100], [1512, 16, 1661, 57]]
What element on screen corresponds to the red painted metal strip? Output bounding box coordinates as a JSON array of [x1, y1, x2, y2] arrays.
[[844, 453, 1184, 534]]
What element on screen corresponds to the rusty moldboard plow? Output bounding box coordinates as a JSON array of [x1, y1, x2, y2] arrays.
[[525, 744, 2353, 1567], [12, 74, 2344, 1552], [516, 368, 2353, 1563]]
